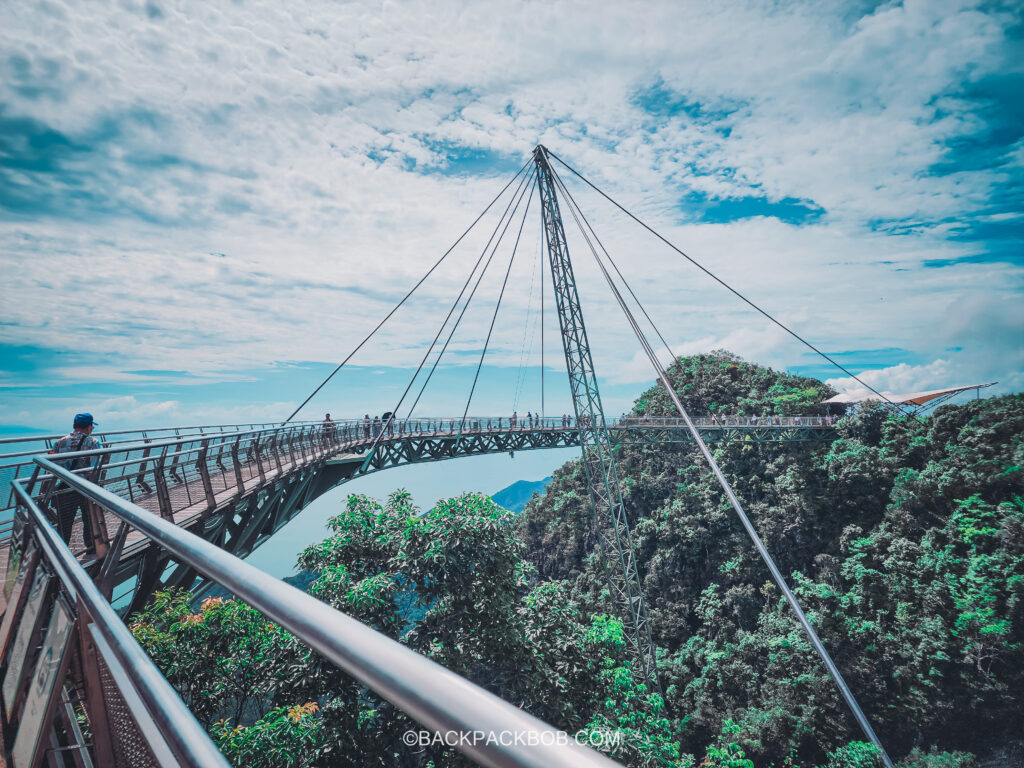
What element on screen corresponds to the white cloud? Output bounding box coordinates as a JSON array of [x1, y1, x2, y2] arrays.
[[0, 0, 1020, 419], [826, 359, 955, 396]]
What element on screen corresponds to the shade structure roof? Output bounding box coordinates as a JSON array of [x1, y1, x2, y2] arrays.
[[824, 382, 997, 406]]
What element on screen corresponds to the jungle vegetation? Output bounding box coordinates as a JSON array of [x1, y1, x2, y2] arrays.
[[130, 351, 1024, 767]]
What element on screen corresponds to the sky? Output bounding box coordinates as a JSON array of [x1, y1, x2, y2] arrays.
[[2, 0, 1022, 440]]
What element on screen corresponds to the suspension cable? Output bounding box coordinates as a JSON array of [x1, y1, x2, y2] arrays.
[[546, 158, 896, 768], [406, 169, 537, 419], [540, 219, 545, 418], [356, 168, 536, 471], [457, 177, 537, 444], [511, 219, 543, 412], [546, 150, 912, 417], [547, 167, 718, 418], [284, 159, 532, 423]]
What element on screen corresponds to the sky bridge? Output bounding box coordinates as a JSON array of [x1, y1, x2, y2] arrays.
[[0, 146, 900, 768], [0, 415, 835, 609]]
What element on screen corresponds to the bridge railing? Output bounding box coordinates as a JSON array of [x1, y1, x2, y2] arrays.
[[1, 416, 568, 518], [1, 414, 838, 543], [0, 422, 327, 521], [619, 414, 838, 428], [0, 416, 553, 501], [0, 458, 619, 768], [1, 423, 356, 550], [4, 480, 232, 767], [0, 420, 330, 449], [1, 416, 576, 545]]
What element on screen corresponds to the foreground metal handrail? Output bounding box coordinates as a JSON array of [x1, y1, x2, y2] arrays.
[[34, 457, 620, 768], [10, 480, 231, 768]]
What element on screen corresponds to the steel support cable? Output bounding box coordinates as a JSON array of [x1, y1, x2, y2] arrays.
[[456, 176, 537, 446], [546, 168, 717, 419], [534, 149, 663, 697], [397, 168, 534, 426], [357, 169, 535, 470], [509, 201, 548, 415], [405, 168, 537, 420], [283, 159, 532, 424], [512, 231, 543, 412], [546, 150, 913, 418], [551, 167, 896, 768]]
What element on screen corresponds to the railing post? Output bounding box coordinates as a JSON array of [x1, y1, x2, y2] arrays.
[[231, 437, 244, 494], [167, 448, 183, 485], [86, 453, 112, 557], [215, 443, 228, 474], [252, 433, 266, 483], [286, 429, 298, 467], [133, 443, 153, 499], [197, 443, 216, 513], [270, 434, 284, 473], [153, 447, 174, 521]]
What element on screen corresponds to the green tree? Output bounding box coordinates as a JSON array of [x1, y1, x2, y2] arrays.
[[132, 490, 680, 766], [520, 354, 1023, 764]]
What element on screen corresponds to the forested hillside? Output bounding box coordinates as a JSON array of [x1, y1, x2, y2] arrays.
[[519, 351, 1024, 764], [129, 351, 1023, 767]]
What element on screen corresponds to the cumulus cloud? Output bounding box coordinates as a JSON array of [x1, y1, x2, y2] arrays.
[[826, 359, 955, 396], [0, 0, 1021, 421]]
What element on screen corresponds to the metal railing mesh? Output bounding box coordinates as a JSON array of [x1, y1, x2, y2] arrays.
[[95, 649, 162, 768]]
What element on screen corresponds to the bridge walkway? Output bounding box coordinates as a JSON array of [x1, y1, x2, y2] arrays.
[[1, 416, 835, 611]]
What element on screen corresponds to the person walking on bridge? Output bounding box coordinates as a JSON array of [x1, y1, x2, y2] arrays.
[[322, 413, 336, 444], [510, 411, 518, 428], [363, 414, 371, 439], [50, 413, 101, 550]]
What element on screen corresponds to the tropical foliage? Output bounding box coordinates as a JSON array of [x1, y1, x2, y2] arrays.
[[130, 351, 1023, 766], [131, 492, 675, 766], [520, 352, 1023, 764]]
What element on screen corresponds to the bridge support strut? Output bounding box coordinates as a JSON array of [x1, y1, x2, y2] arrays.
[[533, 145, 660, 691]]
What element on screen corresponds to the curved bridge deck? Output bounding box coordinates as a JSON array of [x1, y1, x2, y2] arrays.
[[1, 416, 834, 612]]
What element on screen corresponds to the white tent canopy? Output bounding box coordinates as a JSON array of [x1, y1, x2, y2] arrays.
[[824, 382, 997, 406]]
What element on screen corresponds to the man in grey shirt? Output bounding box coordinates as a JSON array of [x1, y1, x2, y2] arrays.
[[51, 413, 101, 549]]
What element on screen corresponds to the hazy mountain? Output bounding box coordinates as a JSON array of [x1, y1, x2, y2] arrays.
[[491, 476, 553, 514]]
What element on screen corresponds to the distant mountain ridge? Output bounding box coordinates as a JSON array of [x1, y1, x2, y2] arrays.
[[491, 477, 552, 514]]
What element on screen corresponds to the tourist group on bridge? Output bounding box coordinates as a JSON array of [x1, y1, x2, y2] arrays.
[[315, 409, 840, 447]]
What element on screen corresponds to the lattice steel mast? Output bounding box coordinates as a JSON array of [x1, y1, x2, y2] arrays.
[[533, 145, 659, 687]]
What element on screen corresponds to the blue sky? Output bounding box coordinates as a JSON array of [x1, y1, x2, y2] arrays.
[[2, 0, 1022, 441]]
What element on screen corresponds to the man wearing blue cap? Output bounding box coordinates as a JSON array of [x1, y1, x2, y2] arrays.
[[51, 413, 102, 548]]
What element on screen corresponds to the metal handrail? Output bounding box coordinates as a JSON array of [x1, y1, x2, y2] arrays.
[[34, 457, 620, 768], [4, 422, 323, 463], [3, 416, 838, 508], [2, 412, 837, 448], [10, 480, 231, 768], [3, 415, 838, 518], [6, 415, 837, 465], [0, 420, 325, 448]]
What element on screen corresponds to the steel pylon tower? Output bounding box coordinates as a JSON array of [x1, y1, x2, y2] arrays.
[[533, 145, 660, 688]]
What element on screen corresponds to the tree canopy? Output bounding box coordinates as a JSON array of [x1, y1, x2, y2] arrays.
[[130, 351, 1023, 767], [520, 352, 1023, 764]]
